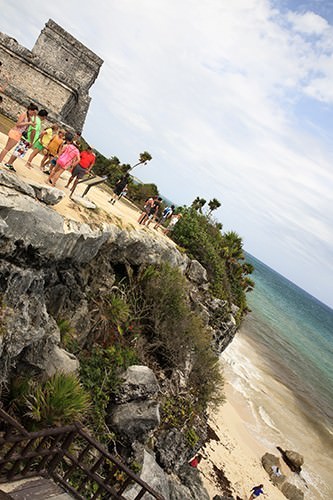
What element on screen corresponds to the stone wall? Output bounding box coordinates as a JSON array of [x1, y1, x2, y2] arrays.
[[0, 19, 103, 131]]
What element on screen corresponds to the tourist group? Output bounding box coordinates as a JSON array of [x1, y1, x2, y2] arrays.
[[0, 101, 95, 197], [0, 93, 179, 233]]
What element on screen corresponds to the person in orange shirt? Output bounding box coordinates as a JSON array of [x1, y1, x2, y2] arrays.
[[40, 129, 65, 172]]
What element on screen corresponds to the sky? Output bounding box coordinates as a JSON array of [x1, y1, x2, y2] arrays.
[[1, 0, 333, 308]]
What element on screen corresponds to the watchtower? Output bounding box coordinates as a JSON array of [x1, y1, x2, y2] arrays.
[[32, 20, 103, 92], [0, 20, 103, 131]]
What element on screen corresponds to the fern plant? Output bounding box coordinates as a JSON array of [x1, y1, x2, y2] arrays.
[[25, 372, 90, 427]]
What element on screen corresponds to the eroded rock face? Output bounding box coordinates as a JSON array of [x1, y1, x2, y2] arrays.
[[108, 366, 161, 443], [0, 181, 236, 406], [0, 262, 60, 387], [115, 365, 160, 404], [124, 450, 170, 500], [108, 400, 160, 443], [156, 429, 193, 474], [27, 180, 66, 205], [124, 450, 210, 500], [0, 170, 35, 197], [186, 260, 208, 285]]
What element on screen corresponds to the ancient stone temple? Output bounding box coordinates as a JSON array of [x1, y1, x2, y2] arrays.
[[0, 19, 103, 131]]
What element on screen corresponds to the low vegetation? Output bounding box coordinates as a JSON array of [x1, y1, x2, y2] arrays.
[[9, 373, 90, 428], [171, 200, 254, 319]]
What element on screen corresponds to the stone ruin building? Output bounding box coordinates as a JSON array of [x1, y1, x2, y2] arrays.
[[0, 19, 103, 131]]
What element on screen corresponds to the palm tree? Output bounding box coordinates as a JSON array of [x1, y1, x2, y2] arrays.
[[207, 198, 221, 215], [109, 156, 120, 166], [129, 151, 152, 171], [222, 231, 244, 262], [191, 197, 206, 212]]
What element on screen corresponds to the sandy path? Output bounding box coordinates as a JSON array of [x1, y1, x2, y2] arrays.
[[0, 131, 168, 236]]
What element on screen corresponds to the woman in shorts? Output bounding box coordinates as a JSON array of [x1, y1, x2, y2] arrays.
[[48, 132, 80, 187], [0, 103, 37, 165], [41, 129, 64, 172]]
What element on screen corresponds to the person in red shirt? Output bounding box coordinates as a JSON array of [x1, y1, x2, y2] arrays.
[[65, 146, 96, 197]]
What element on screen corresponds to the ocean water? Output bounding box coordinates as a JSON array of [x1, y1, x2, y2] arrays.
[[221, 254, 333, 498]]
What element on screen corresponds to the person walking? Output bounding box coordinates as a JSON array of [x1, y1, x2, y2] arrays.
[[48, 132, 80, 187], [109, 173, 130, 204], [25, 123, 57, 168], [40, 129, 65, 172], [146, 197, 163, 227], [138, 196, 155, 224], [249, 484, 264, 499], [4, 109, 48, 171], [65, 146, 96, 196], [163, 213, 182, 236], [154, 205, 175, 230], [0, 103, 38, 167]]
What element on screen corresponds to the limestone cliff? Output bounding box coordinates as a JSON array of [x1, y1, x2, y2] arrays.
[[0, 172, 239, 499], [0, 171, 237, 391]]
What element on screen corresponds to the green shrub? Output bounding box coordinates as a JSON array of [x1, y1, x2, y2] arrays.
[[25, 372, 90, 427], [171, 207, 253, 314], [79, 345, 137, 441], [140, 264, 225, 411]]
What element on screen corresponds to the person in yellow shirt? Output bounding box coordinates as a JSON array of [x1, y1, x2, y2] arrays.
[[25, 123, 58, 168]]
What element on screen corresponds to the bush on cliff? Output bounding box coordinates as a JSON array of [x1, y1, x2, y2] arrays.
[[79, 344, 137, 440], [171, 205, 254, 316], [11, 373, 91, 428], [139, 264, 225, 412]]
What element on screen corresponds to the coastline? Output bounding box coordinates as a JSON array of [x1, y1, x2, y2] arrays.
[[200, 320, 332, 500], [200, 381, 286, 499]]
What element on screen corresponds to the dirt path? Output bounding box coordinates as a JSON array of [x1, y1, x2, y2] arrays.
[[0, 131, 169, 240]]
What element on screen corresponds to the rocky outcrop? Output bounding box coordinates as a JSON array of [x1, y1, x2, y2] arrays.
[[0, 181, 234, 500], [277, 447, 304, 473], [262, 452, 304, 499], [27, 180, 65, 205], [124, 450, 209, 500], [115, 365, 160, 404], [0, 179, 237, 391], [261, 453, 286, 486], [107, 366, 161, 443], [186, 259, 207, 284], [109, 400, 160, 443]]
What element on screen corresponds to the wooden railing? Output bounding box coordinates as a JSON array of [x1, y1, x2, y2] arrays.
[[0, 408, 164, 499]]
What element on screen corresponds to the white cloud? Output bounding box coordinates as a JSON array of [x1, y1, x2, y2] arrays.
[[287, 11, 329, 34], [1, 0, 333, 305]]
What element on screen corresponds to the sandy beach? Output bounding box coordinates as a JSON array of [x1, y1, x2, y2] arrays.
[[200, 381, 287, 499]]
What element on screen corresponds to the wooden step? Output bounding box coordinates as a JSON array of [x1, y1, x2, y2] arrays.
[[0, 477, 73, 499]]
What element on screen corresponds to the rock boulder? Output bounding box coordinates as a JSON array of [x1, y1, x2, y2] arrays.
[[186, 260, 208, 284], [27, 181, 65, 205], [280, 481, 304, 500], [277, 447, 304, 473], [108, 400, 160, 442], [115, 365, 160, 404]]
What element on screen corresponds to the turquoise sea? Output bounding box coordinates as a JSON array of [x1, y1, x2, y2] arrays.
[[222, 254, 333, 498]]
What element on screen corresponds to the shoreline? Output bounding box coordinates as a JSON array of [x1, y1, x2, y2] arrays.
[[200, 381, 286, 499], [200, 323, 332, 500]]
